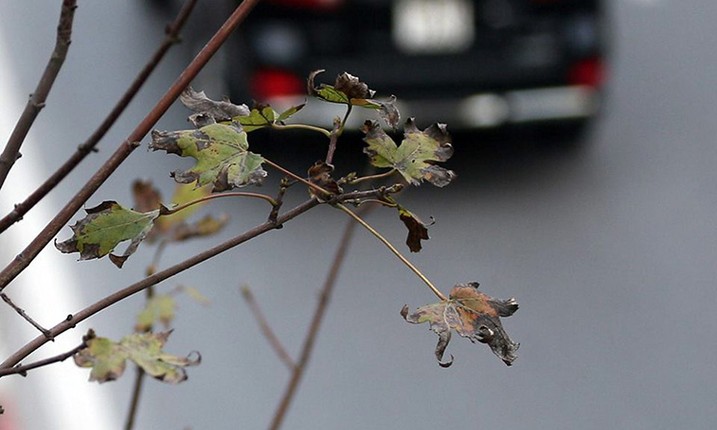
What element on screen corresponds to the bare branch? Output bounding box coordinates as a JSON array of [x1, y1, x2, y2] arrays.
[[0, 341, 85, 378], [0, 0, 263, 292], [269, 205, 368, 430], [0, 0, 198, 234], [0, 0, 77, 189], [242, 286, 296, 370], [0, 292, 51, 338]]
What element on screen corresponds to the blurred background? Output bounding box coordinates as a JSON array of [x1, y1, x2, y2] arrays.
[[1, 0, 717, 429]]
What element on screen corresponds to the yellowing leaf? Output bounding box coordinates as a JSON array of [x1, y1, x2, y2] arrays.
[[135, 294, 177, 332], [362, 119, 456, 187], [55, 201, 159, 268], [74, 331, 200, 384], [150, 122, 267, 192], [401, 282, 519, 367]]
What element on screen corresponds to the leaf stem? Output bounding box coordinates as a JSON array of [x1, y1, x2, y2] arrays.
[[262, 158, 332, 198], [348, 169, 397, 185], [160, 191, 276, 216], [271, 123, 331, 138], [334, 203, 447, 301]]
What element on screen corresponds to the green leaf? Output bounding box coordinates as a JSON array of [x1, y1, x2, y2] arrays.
[[276, 103, 305, 122], [362, 118, 456, 187], [150, 122, 267, 192], [74, 331, 200, 384], [135, 294, 177, 332], [236, 105, 277, 132], [55, 201, 159, 268], [402, 282, 519, 367]]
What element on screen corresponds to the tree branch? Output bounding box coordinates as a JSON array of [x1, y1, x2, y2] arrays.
[[0, 341, 85, 378], [268, 205, 367, 430], [0, 0, 77, 189], [0, 0, 263, 292], [0, 187, 400, 372], [0, 292, 51, 338], [241, 286, 296, 371], [0, 0, 198, 234]]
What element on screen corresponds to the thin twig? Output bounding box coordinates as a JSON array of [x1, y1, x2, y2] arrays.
[[241, 286, 296, 371], [0, 292, 51, 338], [335, 203, 447, 301], [262, 158, 331, 198], [0, 0, 198, 234], [0, 0, 263, 292], [268, 205, 368, 430], [0, 342, 85, 378], [0, 0, 77, 189]]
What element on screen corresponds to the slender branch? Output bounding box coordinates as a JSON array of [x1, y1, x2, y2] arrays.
[[1, 292, 51, 338], [325, 117, 342, 165], [0, 187, 399, 371], [161, 191, 276, 215], [334, 203, 447, 301], [0, 196, 319, 371], [268, 204, 367, 430], [263, 158, 331, 198], [0, 0, 77, 189], [0, 342, 86, 378], [0, 0, 263, 292], [0, 0, 198, 234], [241, 286, 296, 371]]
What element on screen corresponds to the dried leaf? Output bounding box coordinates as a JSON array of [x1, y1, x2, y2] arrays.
[[180, 87, 249, 122], [55, 201, 159, 268], [362, 119, 456, 187], [308, 160, 342, 198], [397, 205, 432, 252], [307, 70, 400, 128], [402, 282, 519, 366], [150, 122, 267, 192], [135, 294, 177, 332], [171, 213, 229, 241], [74, 331, 200, 383]]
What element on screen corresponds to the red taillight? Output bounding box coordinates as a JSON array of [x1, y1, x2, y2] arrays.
[[250, 69, 305, 101], [568, 57, 605, 88]]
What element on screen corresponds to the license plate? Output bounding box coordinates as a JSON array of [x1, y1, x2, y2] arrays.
[[393, 0, 474, 54]]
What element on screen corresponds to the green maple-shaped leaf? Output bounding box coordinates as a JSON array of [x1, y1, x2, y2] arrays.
[[236, 103, 305, 132], [401, 282, 519, 367], [74, 331, 200, 383], [362, 119, 456, 187], [55, 201, 159, 268], [150, 122, 267, 192], [308, 70, 400, 128]]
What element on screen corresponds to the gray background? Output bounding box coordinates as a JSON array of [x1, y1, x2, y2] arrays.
[[2, 1, 717, 429]]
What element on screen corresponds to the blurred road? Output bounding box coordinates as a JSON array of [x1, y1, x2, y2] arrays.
[[2, 1, 717, 429]]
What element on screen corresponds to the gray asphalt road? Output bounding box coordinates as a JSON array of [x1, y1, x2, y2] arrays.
[[2, 1, 717, 429]]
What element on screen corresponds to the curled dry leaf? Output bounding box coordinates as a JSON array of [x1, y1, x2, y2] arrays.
[[402, 282, 519, 367], [150, 122, 267, 192], [180, 87, 249, 122], [55, 201, 159, 268], [74, 330, 200, 384], [307, 160, 342, 199], [397, 205, 432, 252], [308, 70, 400, 128], [362, 118, 456, 187]]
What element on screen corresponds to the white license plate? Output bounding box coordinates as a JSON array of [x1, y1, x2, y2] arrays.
[[393, 0, 474, 54]]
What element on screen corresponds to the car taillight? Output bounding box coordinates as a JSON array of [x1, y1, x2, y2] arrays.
[[568, 57, 605, 88], [250, 68, 305, 101]]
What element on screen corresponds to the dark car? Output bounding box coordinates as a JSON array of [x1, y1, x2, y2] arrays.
[[225, 0, 606, 134]]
